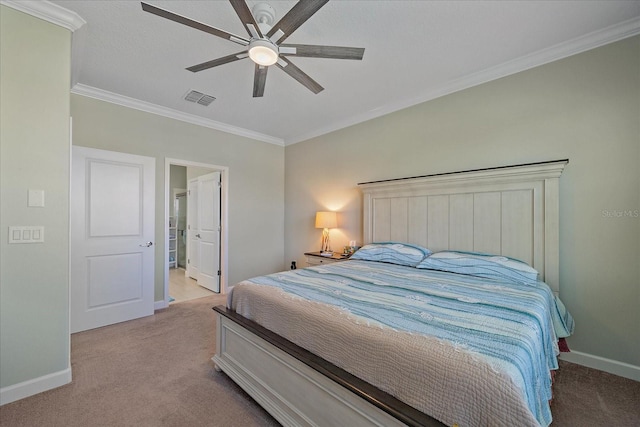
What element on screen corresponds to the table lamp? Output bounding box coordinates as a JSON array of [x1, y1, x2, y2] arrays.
[[315, 211, 337, 254]]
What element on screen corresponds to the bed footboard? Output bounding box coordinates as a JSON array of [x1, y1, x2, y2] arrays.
[[213, 306, 443, 427]]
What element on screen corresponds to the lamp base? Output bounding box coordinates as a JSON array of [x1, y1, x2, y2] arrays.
[[320, 228, 332, 254], [320, 251, 333, 257]]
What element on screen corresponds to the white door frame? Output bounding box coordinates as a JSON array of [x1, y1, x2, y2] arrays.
[[163, 158, 228, 308]]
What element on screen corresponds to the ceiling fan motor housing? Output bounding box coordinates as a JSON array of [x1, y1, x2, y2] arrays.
[[252, 2, 276, 31], [247, 2, 278, 65]]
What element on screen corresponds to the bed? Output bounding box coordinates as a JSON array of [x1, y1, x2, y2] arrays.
[[213, 160, 572, 427]]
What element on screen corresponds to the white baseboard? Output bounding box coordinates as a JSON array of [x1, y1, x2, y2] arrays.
[[154, 299, 168, 310], [560, 350, 640, 381], [0, 367, 72, 406]]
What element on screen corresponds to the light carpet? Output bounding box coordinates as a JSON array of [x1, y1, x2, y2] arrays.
[[1, 294, 638, 426]]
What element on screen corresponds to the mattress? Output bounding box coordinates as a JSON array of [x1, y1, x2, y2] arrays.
[[227, 260, 573, 427]]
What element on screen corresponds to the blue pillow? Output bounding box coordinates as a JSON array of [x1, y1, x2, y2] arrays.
[[416, 251, 539, 285], [350, 242, 431, 267]]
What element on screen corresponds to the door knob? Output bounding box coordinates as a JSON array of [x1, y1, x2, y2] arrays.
[[139, 242, 153, 247], [196, 234, 201, 238]]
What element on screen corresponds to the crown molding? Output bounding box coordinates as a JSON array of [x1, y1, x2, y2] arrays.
[[8, 0, 635, 148], [286, 16, 640, 145], [0, 0, 86, 32], [71, 84, 285, 146]]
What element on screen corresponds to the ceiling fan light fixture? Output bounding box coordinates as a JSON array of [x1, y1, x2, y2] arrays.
[[248, 39, 279, 66]]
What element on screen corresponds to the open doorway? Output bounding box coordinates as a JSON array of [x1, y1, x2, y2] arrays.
[[164, 158, 228, 307], [174, 191, 187, 269]]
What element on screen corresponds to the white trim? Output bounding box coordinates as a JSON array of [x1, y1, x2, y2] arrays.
[[154, 300, 168, 311], [67, 117, 73, 385], [560, 350, 640, 382], [0, 367, 72, 406], [287, 16, 640, 145], [71, 84, 284, 146], [0, 0, 86, 32], [163, 158, 230, 308]]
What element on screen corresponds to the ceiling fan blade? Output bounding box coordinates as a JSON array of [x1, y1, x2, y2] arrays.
[[279, 44, 365, 60], [266, 0, 329, 44], [186, 52, 248, 73], [253, 65, 268, 98], [141, 2, 249, 46], [276, 57, 324, 94], [229, 0, 263, 38]]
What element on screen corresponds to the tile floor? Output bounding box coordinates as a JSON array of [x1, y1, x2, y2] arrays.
[[168, 267, 216, 303]]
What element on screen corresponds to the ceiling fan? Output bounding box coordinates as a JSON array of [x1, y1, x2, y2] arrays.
[[141, 0, 365, 97]]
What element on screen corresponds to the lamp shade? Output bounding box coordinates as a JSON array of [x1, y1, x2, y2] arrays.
[[315, 211, 337, 229]]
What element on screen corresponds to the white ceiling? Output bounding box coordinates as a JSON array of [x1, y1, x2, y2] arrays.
[[24, 1, 640, 145]]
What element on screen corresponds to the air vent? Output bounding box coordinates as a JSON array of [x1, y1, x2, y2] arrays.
[[197, 94, 216, 106], [184, 90, 216, 106]]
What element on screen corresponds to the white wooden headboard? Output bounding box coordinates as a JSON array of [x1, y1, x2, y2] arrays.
[[359, 160, 568, 294]]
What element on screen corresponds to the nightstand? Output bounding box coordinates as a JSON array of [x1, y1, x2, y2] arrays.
[[304, 252, 351, 267]]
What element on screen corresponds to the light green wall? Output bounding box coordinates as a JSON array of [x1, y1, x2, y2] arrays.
[[170, 165, 187, 190], [70, 95, 285, 300], [285, 36, 640, 367], [169, 165, 186, 217], [187, 166, 216, 181], [0, 6, 71, 388]]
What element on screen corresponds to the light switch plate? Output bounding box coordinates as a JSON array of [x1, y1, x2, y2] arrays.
[[28, 190, 45, 207], [8, 226, 44, 243]]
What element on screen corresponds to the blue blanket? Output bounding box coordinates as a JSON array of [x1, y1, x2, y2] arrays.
[[246, 260, 574, 426]]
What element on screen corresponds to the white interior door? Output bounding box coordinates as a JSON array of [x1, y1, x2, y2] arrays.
[[71, 146, 155, 333], [197, 172, 221, 292], [186, 172, 221, 292]]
